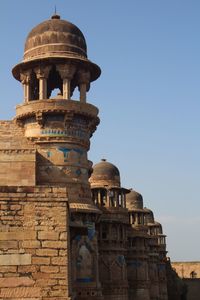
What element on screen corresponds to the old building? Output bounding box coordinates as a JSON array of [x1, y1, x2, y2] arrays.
[[171, 262, 200, 300], [0, 13, 176, 300]]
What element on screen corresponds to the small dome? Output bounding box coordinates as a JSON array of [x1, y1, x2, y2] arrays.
[[24, 15, 87, 61], [126, 190, 143, 210], [144, 208, 154, 224], [90, 159, 121, 187]]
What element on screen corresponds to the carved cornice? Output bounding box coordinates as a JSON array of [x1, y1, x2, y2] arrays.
[[15, 100, 99, 122], [27, 136, 90, 149], [36, 112, 44, 128], [0, 149, 35, 154]]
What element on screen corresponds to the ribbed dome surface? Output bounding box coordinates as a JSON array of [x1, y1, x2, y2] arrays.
[[90, 159, 121, 187], [12, 14, 101, 82], [126, 190, 143, 210], [24, 15, 87, 61]]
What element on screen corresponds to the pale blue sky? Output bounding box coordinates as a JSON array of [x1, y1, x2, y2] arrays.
[[1, 0, 200, 261]]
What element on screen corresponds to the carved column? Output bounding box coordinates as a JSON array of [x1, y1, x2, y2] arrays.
[[57, 64, 76, 99], [77, 70, 90, 103], [98, 190, 101, 206], [20, 71, 31, 103], [35, 66, 51, 100]]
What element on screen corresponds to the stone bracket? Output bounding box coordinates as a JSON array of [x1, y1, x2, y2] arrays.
[[36, 111, 44, 128]]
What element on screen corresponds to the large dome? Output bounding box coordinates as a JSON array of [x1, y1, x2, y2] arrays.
[[12, 14, 101, 82], [90, 159, 121, 187], [24, 14, 87, 61], [126, 190, 143, 210]]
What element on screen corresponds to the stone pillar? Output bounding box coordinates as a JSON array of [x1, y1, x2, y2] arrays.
[[20, 71, 31, 102], [135, 213, 139, 225], [121, 192, 125, 208], [34, 66, 51, 100], [77, 70, 90, 103], [57, 64, 76, 99], [115, 190, 119, 207], [98, 190, 101, 206]]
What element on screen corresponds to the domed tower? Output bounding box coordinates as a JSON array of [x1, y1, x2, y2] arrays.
[[126, 190, 150, 300], [144, 210, 168, 300], [12, 14, 103, 300], [90, 159, 129, 300]]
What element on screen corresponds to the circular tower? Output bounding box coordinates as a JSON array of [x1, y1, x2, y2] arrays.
[[12, 14, 102, 300], [126, 190, 150, 300], [144, 209, 168, 300], [90, 159, 129, 300]]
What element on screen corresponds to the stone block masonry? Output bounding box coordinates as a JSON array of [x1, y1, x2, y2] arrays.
[[0, 186, 72, 299]]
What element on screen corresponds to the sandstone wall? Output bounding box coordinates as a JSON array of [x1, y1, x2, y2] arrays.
[[0, 121, 36, 186], [0, 121, 30, 149], [0, 186, 71, 300], [172, 262, 200, 278]]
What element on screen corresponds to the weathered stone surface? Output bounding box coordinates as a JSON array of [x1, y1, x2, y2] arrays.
[[51, 257, 67, 266], [172, 261, 200, 278], [38, 231, 59, 240], [22, 241, 40, 248], [36, 249, 58, 257], [40, 266, 59, 273], [0, 277, 34, 287], [0, 13, 172, 300], [0, 231, 36, 240], [32, 257, 50, 265], [0, 287, 41, 297], [0, 241, 18, 249], [42, 241, 67, 249], [0, 254, 31, 266]]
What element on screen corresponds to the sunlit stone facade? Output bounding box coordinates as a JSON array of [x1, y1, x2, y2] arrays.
[[0, 14, 171, 300]]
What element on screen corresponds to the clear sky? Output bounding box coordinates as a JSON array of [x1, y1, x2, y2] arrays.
[[1, 0, 200, 261]]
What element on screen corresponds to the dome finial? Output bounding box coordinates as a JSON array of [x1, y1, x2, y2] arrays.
[[51, 5, 60, 19]]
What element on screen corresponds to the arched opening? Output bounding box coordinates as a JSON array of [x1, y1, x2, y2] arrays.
[[71, 86, 79, 100], [108, 189, 114, 207], [30, 71, 39, 100], [100, 189, 106, 206], [190, 271, 197, 279], [47, 65, 63, 98], [91, 189, 98, 205], [50, 88, 62, 99]]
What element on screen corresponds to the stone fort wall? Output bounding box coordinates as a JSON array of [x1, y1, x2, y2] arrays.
[[172, 262, 200, 278], [0, 186, 71, 299], [172, 262, 200, 300]]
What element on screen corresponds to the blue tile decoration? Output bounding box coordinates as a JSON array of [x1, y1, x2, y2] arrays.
[[40, 129, 89, 139], [117, 255, 125, 266], [57, 147, 71, 159], [76, 243, 94, 283], [76, 169, 81, 176], [75, 235, 81, 241], [85, 222, 95, 241], [46, 150, 51, 158]]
